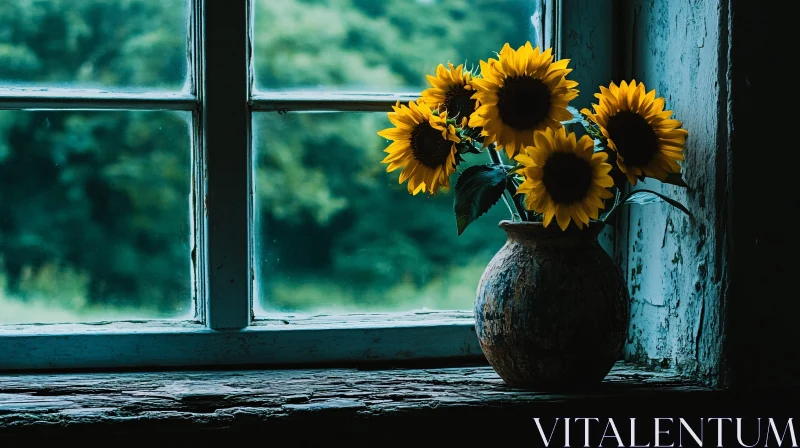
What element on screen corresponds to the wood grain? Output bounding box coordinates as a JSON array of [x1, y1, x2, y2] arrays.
[[0, 87, 197, 110], [0, 361, 707, 432], [620, 0, 728, 386], [0, 312, 482, 371]]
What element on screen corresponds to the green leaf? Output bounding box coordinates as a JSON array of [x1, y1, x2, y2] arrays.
[[467, 126, 484, 139], [602, 189, 692, 224], [662, 172, 689, 188], [586, 124, 604, 139], [561, 107, 609, 148], [561, 106, 589, 126], [456, 142, 482, 155], [454, 164, 508, 236]]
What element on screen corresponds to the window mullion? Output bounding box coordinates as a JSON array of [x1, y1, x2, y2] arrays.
[[200, 0, 252, 330], [544, 0, 562, 59]]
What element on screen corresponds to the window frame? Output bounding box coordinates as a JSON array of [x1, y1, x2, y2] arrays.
[[0, 0, 601, 371]]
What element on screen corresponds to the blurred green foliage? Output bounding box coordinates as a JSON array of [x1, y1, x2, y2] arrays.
[[0, 0, 535, 323]]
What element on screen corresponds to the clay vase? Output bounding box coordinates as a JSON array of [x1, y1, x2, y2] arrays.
[[474, 220, 629, 390]]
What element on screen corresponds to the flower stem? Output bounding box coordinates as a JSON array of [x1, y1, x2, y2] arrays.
[[500, 192, 518, 221], [486, 147, 528, 221]]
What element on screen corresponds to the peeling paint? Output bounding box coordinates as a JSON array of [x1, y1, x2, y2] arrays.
[[622, 0, 726, 386]]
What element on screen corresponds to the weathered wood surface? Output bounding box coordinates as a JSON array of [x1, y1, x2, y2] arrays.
[[0, 312, 482, 371], [0, 87, 197, 110], [619, 0, 728, 386], [0, 362, 707, 432], [251, 91, 420, 112], [1, 311, 475, 333]]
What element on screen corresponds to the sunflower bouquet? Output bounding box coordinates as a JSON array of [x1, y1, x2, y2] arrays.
[[378, 42, 690, 235]]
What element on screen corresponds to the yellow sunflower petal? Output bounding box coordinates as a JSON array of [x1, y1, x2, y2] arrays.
[[378, 99, 461, 196], [516, 127, 614, 231], [469, 42, 578, 154], [533, 130, 553, 153], [377, 127, 410, 141], [574, 204, 590, 226], [543, 204, 556, 227], [554, 206, 570, 231], [591, 151, 609, 164], [582, 80, 689, 185], [514, 153, 537, 167]]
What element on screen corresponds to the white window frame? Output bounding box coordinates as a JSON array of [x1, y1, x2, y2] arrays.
[[0, 0, 600, 371]]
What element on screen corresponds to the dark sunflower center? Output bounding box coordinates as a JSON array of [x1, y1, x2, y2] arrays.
[[411, 121, 453, 169], [496, 76, 552, 130], [444, 86, 476, 121], [606, 111, 659, 167], [542, 152, 594, 204]]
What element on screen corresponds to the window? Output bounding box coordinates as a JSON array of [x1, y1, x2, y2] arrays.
[[0, 0, 579, 370]]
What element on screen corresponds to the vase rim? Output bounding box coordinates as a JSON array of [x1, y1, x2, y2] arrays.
[[498, 219, 606, 239]]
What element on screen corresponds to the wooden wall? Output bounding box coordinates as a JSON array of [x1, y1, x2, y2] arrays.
[[613, 0, 800, 388], [523, 0, 798, 389], [614, 0, 730, 386]]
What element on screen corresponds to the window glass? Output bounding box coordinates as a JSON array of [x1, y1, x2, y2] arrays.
[[0, 111, 193, 324], [252, 0, 537, 92], [0, 0, 187, 90], [253, 112, 508, 315]]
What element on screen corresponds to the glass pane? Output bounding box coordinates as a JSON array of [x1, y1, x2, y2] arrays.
[[0, 0, 187, 90], [0, 111, 192, 324], [254, 112, 508, 315], [253, 0, 537, 92]]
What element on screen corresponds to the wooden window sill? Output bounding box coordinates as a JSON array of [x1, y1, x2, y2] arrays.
[[0, 363, 713, 435], [0, 361, 792, 441]]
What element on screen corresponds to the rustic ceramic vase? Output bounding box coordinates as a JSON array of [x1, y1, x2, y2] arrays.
[[474, 220, 630, 390]]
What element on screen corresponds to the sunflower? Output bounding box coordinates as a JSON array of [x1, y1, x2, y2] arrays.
[[581, 80, 688, 185], [515, 126, 614, 231], [420, 62, 477, 128], [377, 100, 460, 195], [468, 42, 579, 159]]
